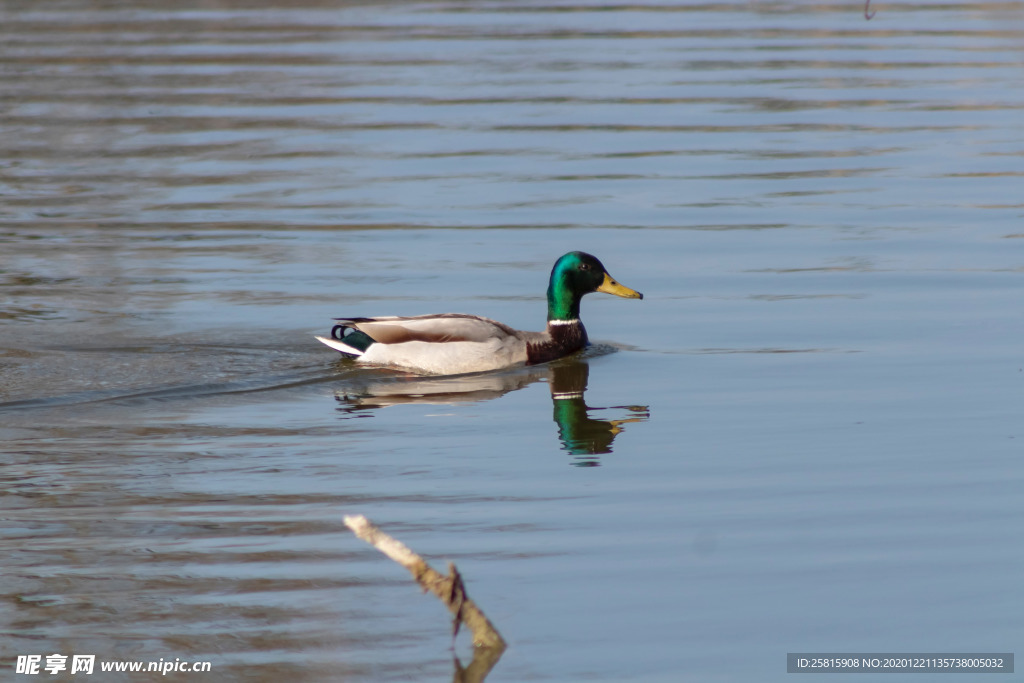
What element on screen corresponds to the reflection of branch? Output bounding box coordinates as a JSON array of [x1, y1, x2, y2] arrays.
[[344, 515, 507, 651], [864, 0, 876, 19]]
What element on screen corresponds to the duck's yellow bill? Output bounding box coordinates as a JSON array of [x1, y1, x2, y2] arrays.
[[598, 272, 644, 299]]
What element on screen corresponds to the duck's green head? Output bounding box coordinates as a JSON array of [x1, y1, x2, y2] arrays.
[[546, 251, 643, 322]]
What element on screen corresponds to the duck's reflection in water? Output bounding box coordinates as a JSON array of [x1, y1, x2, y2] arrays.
[[333, 357, 648, 464], [546, 361, 649, 466]]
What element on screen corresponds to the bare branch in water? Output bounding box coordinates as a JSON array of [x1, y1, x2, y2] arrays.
[[344, 514, 507, 651]]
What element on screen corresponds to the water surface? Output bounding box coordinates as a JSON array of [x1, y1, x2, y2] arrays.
[[2, 1, 1023, 681]]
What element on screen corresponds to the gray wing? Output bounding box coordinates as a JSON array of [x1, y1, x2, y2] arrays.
[[337, 314, 527, 344]]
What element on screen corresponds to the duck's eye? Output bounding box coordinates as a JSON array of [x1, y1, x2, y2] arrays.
[[579, 263, 591, 271]]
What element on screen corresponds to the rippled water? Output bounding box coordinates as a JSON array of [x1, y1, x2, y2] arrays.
[[3, 2, 1023, 681]]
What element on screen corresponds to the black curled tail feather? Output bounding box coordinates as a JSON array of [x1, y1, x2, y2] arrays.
[[328, 321, 375, 353]]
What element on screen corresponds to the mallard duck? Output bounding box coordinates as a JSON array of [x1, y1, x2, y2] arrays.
[[315, 251, 643, 375]]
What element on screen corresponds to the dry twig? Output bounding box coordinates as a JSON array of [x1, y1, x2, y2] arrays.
[[344, 514, 507, 651]]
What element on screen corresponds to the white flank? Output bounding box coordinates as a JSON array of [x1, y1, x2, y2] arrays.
[[362, 338, 528, 375], [314, 335, 365, 356]]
